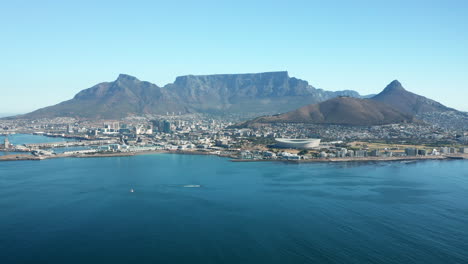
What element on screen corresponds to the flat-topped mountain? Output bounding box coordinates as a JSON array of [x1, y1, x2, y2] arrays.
[[12, 72, 368, 119], [236, 97, 416, 127]]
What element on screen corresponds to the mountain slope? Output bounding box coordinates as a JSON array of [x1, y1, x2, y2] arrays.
[[18, 74, 185, 119], [370, 80, 467, 129], [13, 72, 369, 119], [371, 80, 453, 115], [165, 71, 367, 114], [237, 97, 415, 127]]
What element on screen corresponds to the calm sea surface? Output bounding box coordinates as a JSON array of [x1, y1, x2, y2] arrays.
[[0, 134, 72, 146], [0, 135, 467, 263], [0, 134, 80, 156]]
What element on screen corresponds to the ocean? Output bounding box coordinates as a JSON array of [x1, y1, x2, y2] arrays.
[[0, 134, 81, 156], [0, 135, 467, 263]]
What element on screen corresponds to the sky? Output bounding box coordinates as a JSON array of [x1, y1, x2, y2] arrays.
[[1, 0, 467, 113]]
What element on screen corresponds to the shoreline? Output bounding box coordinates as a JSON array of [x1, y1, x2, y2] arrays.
[[1, 133, 466, 163], [1, 148, 466, 163], [231, 155, 462, 163]]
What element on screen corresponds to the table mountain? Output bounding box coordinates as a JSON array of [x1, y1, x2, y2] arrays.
[[12, 72, 369, 119]]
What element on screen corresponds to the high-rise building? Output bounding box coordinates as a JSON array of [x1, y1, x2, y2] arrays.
[[4, 136, 10, 149], [355, 150, 367, 157], [405, 148, 418, 156], [163, 120, 172, 133], [104, 122, 120, 132], [369, 149, 381, 157], [418, 149, 427, 156]]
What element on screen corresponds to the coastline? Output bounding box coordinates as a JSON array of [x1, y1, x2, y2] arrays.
[[0, 149, 227, 162], [1, 148, 466, 163], [232, 155, 461, 163], [1, 134, 466, 163]]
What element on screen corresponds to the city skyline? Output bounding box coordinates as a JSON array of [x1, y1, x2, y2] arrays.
[[1, 0, 468, 113]]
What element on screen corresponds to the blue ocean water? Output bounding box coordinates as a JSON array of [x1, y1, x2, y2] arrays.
[[0, 134, 73, 145], [0, 137, 468, 263], [0, 134, 81, 156], [0, 151, 21, 156]]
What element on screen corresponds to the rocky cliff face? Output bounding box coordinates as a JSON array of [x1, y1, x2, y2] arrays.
[[15, 71, 370, 119], [20, 74, 185, 119]]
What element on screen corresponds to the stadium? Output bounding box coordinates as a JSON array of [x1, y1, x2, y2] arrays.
[[274, 138, 321, 149]]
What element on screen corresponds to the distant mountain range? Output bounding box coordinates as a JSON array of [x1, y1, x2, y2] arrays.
[[10, 72, 370, 119], [6, 71, 466, 129]]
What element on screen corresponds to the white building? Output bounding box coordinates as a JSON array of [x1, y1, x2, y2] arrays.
[[274, 138, 321, 149], [3, 137, 10, 149]]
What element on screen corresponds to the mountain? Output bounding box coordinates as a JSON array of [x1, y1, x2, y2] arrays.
[[17, 74, 186, 119], [11, 72, 369, 119], [371, 80, 453, 115], [370, 80, 468, 129], [165, 71, 369, 114], [236, 97, 416, 127]]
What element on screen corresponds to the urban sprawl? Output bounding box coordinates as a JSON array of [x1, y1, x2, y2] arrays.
[[1, 114, 467, 162]]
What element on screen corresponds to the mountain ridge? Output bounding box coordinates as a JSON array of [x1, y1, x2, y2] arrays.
[[370, 80, 454, 115], [11, 71, 372, 119], [234, 79, 467, 129], [6, 73, 464, 124], [236, 96, 417, 127]]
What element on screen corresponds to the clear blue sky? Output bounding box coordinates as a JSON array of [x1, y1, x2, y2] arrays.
[[1, 0, 467, 113]]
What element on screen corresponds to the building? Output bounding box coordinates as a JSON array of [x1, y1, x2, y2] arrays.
[[440, 147, 449, 154], [104, 122, 120, 132], [336, 148, 347, 158], [405, 148, 418, 156], [274, 138, 321, 149], [355, 150, 367, 157], [278, 151, 300, 160], [135, 125, 153, 135], [418, 149, 427, 156], [240, 150, 253, 159], [3, 136, 10, 149], [383, 151, 393, 157], [215, 139, 230, 148], [109, 144, 122, 151]]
